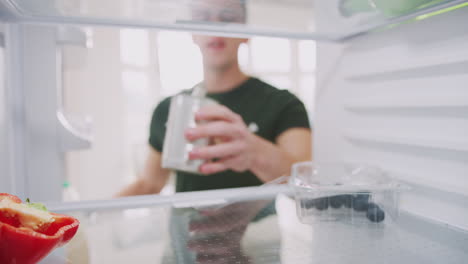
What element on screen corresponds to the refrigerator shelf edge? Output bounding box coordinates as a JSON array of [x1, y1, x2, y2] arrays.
[[45, 184, 291, 213], [1, 0, 467, 41]]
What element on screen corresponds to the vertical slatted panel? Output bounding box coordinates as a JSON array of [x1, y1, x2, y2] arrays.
[[315, 7, 468, 230]]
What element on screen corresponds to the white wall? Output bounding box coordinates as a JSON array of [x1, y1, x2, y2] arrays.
[[62, 26, 162, 200], [64, 28, 130, 200]]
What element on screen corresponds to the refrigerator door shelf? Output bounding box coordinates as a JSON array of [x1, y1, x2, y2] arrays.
[[56, 110, 93, 152]]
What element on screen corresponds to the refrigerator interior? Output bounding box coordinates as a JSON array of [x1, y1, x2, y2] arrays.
[[0, 0, 465, 201], [0, 25, 320, 201], [0, 0, 468, 263]]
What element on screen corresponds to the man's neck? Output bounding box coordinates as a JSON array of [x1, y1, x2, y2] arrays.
[[203, 63, 249, 93]]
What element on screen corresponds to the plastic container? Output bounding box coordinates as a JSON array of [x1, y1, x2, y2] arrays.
[[290, 162, 407, 225]]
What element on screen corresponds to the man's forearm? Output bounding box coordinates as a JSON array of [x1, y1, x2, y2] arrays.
[[115, 177, 162, 197], [250, 135, 308, 183]]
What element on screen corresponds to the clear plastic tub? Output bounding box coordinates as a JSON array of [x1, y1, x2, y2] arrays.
[[290, 162, 407, 225]]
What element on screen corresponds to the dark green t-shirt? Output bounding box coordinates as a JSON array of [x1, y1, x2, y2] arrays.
[[149, 77, 310, 192]]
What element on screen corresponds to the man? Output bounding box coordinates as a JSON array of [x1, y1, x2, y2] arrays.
[[116, 1, 312, 263], [116, 0, 312, 196]]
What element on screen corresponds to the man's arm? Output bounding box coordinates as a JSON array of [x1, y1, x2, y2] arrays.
[[115, 147, 171, 197], [250, 127, 311, 182], [186, 105, 312, 183]]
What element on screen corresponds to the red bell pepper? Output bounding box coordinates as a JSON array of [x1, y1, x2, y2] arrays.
[[0, 193, 80, 264]]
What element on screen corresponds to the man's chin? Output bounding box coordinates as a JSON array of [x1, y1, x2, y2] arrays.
[[206, 61, 234, 72]]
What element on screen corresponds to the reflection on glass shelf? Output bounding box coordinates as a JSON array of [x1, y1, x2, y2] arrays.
[[2, 0, 467, 41]]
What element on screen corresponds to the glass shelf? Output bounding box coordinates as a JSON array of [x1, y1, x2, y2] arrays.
[[2, 0, 467, 41], [40, 186, 468, 264]]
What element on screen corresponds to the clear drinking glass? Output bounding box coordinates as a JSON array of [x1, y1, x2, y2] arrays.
[[162, 93, 217, 174]]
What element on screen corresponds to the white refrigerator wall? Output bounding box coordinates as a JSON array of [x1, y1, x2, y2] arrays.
[[0, 23, 10, 190], [315, 6, 468, 230], [5, 24, 65, 201]]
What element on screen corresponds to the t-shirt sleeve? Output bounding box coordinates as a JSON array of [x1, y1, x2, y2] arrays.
[[272, 92, 311, 139], [149, 97, 171, 152]]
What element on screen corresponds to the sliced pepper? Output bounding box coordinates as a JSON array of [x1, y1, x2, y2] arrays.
[[0, 193, 80, 264]]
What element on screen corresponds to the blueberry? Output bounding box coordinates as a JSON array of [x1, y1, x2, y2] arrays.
[[353, 199, 368, 211], [302, 199, 315, 209], [314, 198, 329, 210], [343, 195, 353, 208], [352, 194, 370, 212], [355, 193, 370, 201], [329, 195, 344, 208], [366, 203, 385, 223]]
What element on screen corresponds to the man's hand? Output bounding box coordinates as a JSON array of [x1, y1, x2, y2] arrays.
[[185, 104, 256, 175], [185, 104, 312, 182]]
